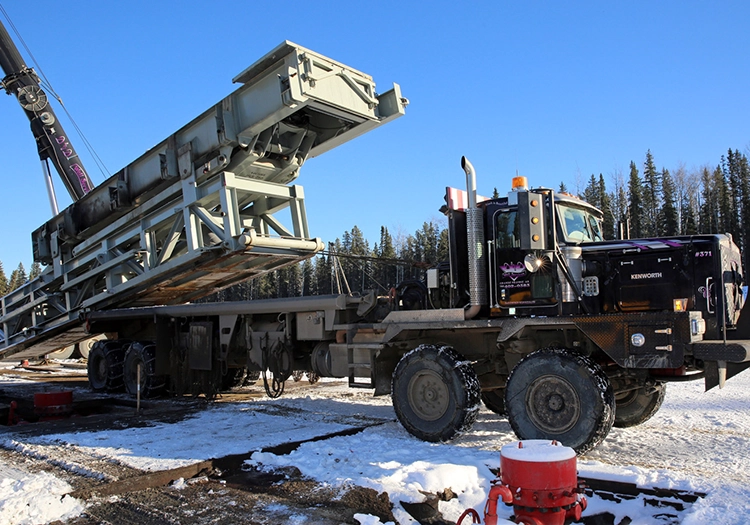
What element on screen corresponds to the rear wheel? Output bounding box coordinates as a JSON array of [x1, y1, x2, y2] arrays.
[[392, 344, 481, 442], [244, 370, 261, 385], [47, 345, 76, 360], [614, 383, 666, 428], [79, 335, 107, 359], [220, 368, 247, 391], [87, 340, 127, 392], [123, 342, 167, 398], [481, 389, 506, 416], [505, 348, 615, 454]]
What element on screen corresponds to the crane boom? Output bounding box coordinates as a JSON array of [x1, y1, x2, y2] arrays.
[[0, 19, 93, 202]]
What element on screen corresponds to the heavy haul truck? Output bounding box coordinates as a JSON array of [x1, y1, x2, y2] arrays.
[[2, 23, 749, 453]]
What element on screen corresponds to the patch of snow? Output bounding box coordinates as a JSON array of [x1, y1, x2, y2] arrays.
[[4, 372, 750, 524], [0, 465, 83, 525], [354, 513, 395, 525], [500, 439, 576, 462]]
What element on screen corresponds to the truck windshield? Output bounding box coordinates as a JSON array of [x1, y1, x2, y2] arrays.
[[559, 205, 603, 243]]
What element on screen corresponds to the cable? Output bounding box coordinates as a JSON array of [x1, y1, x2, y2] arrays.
[[0, 4, 110, 180]]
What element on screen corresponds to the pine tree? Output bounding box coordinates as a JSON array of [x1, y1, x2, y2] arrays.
[[313, 253, 332, 295], [8, 262, 26, 292], [301, 259, 314, 296], [559, 182, 568, 193], [415, 222, 440, 265], [598, 174, 614, 239], [698, 168, 719, 233], [583, 174, 600, 208], [725, 149, 750, 272], [28, 261, 42, 281], [0, 262, 7, 296], [661, 168, 679, 236], [715, 165, 731, 234], [722, 151, 742, 243], [642, 150, 661, 236], [437, 228, 450, 262], [627, 161, 644, 238], [375, 226, 398, 291]]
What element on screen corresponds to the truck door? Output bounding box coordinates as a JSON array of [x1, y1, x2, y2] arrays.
[[491, 208, 556, 313]]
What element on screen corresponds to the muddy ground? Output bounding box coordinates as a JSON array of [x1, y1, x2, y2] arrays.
[[0, 365, 396, 525]]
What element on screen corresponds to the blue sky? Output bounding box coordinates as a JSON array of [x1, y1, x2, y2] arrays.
[[0, 1, 748, 271]]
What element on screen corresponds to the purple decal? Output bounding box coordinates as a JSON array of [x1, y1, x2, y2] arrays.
[[71, 164, 91, 193], [500, 262, 526, 281]]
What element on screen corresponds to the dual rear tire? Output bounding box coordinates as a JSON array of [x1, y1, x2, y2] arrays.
[[87, 340, 165, 398]]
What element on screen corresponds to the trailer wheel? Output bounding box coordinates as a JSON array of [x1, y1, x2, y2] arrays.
[[123, 342, 167, 398], [614, 383, 666, 428], [481, 389, 506, 416], [220, 368, 247, 391], [392, 344, 481, 442], [244, 370, 261, 385], [87, 341, 127, 392], [505, 348, 615, 454], [79, 335, 107, 359], [47, 345, 76, 360]]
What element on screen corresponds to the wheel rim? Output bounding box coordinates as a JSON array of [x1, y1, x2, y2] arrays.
[[615, 388, 639, 408], [96, 356, 107, 380], [525, 374, 580, 433], [407, 369, 449, 421]]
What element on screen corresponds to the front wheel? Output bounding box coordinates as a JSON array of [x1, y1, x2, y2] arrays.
[[505, 348, 615, 454], [392, 344, 481, 442]]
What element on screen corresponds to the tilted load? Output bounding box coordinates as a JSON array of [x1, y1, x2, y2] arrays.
[[0, 40, 407, 359]]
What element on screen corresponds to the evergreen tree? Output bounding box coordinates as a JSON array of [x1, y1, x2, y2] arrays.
[[8, 262, 26, 292], [559, 181, 568, 193], [661, 168, 679, 236], [375, 226, 398, 291], [437, 228, 450, 262], [722, 151, 742, 243], [341, 226, 370, 293], [642, 150, 661, 236], [627, 161, 644, 238], [29, 261, 42, 281], [698, 167, 714, 233], [725, 149, 750, 272], [313, 253, 333, 295], [715, 165, 731, 234], [583, 174, 600, 208], [415, 221, 440, 265], [0, 262, 7, 296], [598, 174, 614, 239], [301, 259, 314, 296]]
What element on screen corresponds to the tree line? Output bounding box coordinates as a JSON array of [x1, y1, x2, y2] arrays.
[[1, 147, 748, 299], [0, 261, 41, 296], [578, 148, 750, 272]]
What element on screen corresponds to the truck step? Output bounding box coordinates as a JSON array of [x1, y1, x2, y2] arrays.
[[347, 344, 383, 389]]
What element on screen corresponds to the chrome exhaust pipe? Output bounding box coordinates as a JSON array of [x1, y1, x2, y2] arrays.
[[461, 156, 486, 320]]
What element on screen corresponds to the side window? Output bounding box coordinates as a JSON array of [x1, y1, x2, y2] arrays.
[[495, 211, 520, 249], [588, 215, 603, 241]]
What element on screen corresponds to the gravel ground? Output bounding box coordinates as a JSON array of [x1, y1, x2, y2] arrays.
[[0, 367, 393, 525]]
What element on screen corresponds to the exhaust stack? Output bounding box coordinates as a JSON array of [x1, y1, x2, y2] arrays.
[[461, 156, 486, 320]]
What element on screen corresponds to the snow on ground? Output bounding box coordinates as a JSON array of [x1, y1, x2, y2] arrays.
[[2, 374, 750, 524], [0, 465, 83, 525]]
